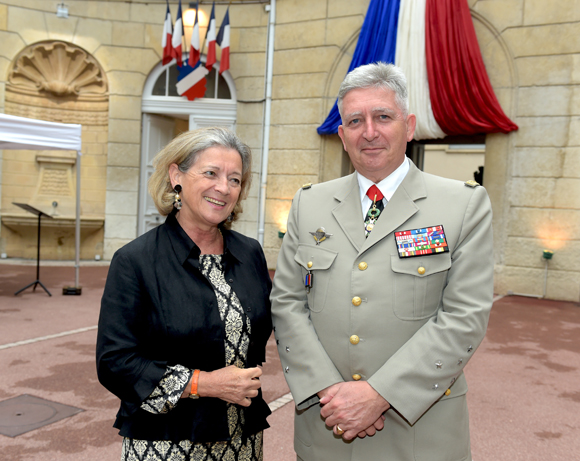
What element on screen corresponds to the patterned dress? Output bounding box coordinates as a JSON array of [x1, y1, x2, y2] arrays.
[[121, 254, 263, 461]]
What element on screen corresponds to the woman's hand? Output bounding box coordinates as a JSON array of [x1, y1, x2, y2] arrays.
[[197, 365, 262, 407]]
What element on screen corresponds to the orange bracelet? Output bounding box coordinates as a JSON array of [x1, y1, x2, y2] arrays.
[[189, 369, 200, 399]]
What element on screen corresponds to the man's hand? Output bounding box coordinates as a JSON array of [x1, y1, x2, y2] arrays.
[[317, 382, 342, 401], [319, 381, 390, 440]]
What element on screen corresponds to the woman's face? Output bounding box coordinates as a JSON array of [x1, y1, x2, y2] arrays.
[[169, 146, 243, 230]]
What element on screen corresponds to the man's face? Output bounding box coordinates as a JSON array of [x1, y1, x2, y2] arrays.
[[338, 86, 416, 183]]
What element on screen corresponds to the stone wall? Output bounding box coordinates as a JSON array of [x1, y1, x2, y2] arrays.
[[469, 0, 580, 301], [0, 0, 270, 260], [263, 0, 367, 266], [227, 3, 269, 239], [0, 0, 578, 301], [261, 0, 580, 302]]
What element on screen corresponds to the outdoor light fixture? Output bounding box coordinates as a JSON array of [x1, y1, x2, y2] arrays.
[[507, 249, 555, 299], [542, 249, 554, 260], [542, 249, 554, 298], [184, 2, 209, 28], [56, 3, 69, 18]]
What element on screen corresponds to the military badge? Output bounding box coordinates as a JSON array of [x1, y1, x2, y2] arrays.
[[309, 227, 332, 245], [395, 225, 449, 258]]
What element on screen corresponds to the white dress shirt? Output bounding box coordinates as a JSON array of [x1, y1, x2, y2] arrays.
[[357, 157, 410, 219]]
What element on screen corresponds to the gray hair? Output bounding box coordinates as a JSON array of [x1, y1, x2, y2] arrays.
[[149, 126, 252, 226], [337, 62, 409, 118]]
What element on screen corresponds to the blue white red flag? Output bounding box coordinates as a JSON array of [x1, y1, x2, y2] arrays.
[[188, 1, 201, 67], [172, 0, 184, 66], [317, 0, 517, 139], [216, 7, 230, 74], [205, 2, 217, 70], [176, 61, 209, 101], [161, 0, 173, 65]]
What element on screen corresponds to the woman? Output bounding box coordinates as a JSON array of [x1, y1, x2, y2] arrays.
[[97, 127, 272, 461]]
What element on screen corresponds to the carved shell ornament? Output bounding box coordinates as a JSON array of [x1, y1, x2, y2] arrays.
[[8, 41, 107, 97]]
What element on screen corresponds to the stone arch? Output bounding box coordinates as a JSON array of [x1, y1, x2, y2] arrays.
[[1, 40, 109, 260], [319, 29, 360, 183], [6, 40, 109, 122], [469, 12, 519, 269]]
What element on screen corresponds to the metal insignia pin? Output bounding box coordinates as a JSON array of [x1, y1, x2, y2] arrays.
[[309, 227, 333, 245]]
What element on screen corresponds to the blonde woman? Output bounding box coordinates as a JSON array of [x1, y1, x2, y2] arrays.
[[97, 127, 272, 461]]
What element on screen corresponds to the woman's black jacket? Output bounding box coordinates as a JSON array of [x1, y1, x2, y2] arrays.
[[96, 212, 272, 443]]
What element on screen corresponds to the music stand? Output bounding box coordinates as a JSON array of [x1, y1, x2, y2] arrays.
[[12, 203, 53, 297]]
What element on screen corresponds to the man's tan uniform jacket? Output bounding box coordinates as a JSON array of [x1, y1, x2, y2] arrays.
[[271, 162, 494, 461]]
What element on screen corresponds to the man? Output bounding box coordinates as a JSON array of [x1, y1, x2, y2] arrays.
[[271, 63, 493, 461]]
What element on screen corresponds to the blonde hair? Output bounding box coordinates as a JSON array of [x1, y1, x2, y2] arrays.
[[148, 127, 252, 229]]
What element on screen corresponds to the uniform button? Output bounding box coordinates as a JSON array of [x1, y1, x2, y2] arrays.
[[307, 261, 313, 268], [352, 296, 362, 306], [417, 267, 426, 275], [358, 262, 368, 271], [350, 335, 360, 345], [445, 389, 451, 396], [352, 374, 362, 381]]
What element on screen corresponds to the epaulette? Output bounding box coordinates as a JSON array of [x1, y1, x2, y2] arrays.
[[464, 180, 479, 188], [302, 183, 312, 190]]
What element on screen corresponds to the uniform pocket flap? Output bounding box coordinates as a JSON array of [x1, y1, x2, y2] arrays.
[[391, 254, 451, 277], [294, 244, 338, 271]]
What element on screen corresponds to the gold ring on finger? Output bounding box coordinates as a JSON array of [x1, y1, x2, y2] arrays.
[[336, 425, 344, 435]]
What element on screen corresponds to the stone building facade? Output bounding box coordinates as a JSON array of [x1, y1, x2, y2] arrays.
[[0, 0, 578, 302]]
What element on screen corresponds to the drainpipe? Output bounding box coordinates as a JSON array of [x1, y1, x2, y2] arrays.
[[257, 0, 275, 246]]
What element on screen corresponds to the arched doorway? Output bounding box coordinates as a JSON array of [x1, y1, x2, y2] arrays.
[[138, 60, 237, 235]]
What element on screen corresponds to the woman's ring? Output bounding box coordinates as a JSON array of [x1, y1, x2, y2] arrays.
[[336, 425, 344, 435]]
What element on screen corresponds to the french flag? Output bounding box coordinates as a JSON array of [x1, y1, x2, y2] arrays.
[[172, 0, 184, 66], [161, 0, 173, 65], [177, 62, 209, 101], [188, 1, 201, 68], [216, 7, 230, 74], [317, 0, 518, 139], [205, 2, 217, 70]]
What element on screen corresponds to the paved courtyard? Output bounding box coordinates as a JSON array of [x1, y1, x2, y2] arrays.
[[0, 261, 579, 460]]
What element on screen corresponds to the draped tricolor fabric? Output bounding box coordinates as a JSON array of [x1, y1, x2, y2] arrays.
[[317, 0, 518, 140]]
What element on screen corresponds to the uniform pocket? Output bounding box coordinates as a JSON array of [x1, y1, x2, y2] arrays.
[[391, 254, 451, 320], [294, 244, 338, 313]]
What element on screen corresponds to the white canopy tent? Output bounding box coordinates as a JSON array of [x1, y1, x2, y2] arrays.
[[0, 113, 83, 289]]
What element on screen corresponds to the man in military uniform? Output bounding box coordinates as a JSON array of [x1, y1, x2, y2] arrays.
[[271, 62, 493, 460]]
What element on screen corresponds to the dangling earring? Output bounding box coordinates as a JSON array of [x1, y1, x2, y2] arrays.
[[227, 211, 234, 222], [173, 184, 182, 210]]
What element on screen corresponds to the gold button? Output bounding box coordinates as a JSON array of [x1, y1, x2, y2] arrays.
[[307, 261, 313, 268], [358, 262, 368, 271], [352, 296, 362, 306], [350, 335, 360, 345], [418, 266, 426, 275], [445, 389, 451, 396], [352, 374, 362, 381]]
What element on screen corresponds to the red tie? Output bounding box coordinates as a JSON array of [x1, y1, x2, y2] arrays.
[[366, 185, 384, 203]]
